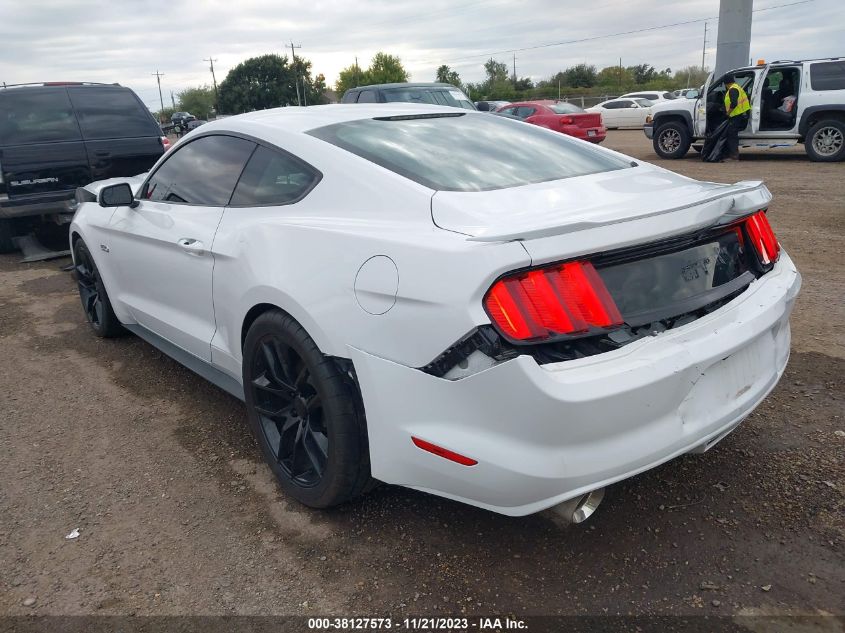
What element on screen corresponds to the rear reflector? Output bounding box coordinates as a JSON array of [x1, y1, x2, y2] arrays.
[[745, 210, 780, 265], [484, 260, 623, 342], [411, 437, 477, 466]]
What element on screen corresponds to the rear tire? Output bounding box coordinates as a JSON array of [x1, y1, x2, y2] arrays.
[[653, 121, 691, 159], [73, 239, 124, 337], [805, 119, 845, 162], [243, 310, 371, 508]]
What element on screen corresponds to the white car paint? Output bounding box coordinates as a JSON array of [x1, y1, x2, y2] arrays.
[[586, 99, 653, 129], [70, 103, 801, 516]]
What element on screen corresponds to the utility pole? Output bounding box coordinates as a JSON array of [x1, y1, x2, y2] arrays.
[[203, 57, 219, 108], [618, 57, 622, 91], [170, 91, 176, 109], [512, 52, 517, 88], [152, 70, 165, 121], [289, 41, 302, 106], [354, 56, 359, 88], [701, 22, 708, 72]]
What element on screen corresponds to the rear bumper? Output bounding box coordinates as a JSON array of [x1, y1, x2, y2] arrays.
[[350, 253, 801, 516], [567, 126, 606, 143], [0, 192, 75, 219], [644, 123, 654, 139]]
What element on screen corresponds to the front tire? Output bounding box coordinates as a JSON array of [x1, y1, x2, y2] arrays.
[[73, 239, 124, 337], [653, 121, 691, 159], [805, 119, 845, 162], [243, 310, 371, 508]]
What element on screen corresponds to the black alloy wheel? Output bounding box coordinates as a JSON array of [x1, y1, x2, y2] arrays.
[[73, 239, 123, 337], [243, 310, 371, 507], [251, 334, 329, 487]]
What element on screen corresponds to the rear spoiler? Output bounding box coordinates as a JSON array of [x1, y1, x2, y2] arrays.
[[466, 180, 771, 243]]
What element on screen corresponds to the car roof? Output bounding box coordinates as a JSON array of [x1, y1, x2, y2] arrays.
[[347, 83, 459, 91], [195, 103, 469, 137], [0, 82, 127, 94]]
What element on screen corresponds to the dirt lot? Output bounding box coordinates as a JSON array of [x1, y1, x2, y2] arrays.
[[1, 131, 842, 624]]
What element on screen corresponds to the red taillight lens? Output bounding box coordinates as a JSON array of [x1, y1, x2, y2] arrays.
[[560, 116, 574, 125], [745, 210, 780, 265], [484, 261, 623, 342], [161, 136, 172, 151]]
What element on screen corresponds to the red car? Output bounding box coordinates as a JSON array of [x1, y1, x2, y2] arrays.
[[495, 100, 606, 143]]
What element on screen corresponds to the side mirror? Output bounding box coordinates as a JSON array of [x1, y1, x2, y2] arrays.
[[630, 103, 639, 108], [685, 89, 700, 99], [99, 182, 138, 208]]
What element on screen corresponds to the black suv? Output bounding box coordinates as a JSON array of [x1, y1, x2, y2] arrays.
[[0, 83, 167, 251], [341, 83, 476, 110]]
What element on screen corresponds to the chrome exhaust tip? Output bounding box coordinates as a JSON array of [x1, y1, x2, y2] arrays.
[[547, 488, 605, 525]]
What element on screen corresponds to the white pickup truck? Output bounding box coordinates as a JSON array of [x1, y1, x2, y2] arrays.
[[644, 58, 845, 162]]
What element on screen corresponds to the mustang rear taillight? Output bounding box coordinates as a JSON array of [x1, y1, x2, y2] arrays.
[[560, 116, 574, 125], [745, 210, 780, 265], [484, 260, 623, 342]]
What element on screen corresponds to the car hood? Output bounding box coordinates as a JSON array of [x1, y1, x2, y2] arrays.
[[430, 165, 771, 244], [650, 99, 694, 114], [82, 174, 147, 197]]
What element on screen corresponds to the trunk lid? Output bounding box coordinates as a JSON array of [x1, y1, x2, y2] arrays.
[[431, 165, 771, 264], [569, 112, 602, 129]]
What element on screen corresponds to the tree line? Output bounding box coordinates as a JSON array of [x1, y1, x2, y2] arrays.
[[157, 52, 710, 120]]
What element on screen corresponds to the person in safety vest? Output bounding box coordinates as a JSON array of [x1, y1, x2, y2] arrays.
[[723, 74, 751, 161]]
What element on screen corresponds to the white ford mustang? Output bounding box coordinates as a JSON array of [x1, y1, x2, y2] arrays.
[[70, 103, 800, 521]]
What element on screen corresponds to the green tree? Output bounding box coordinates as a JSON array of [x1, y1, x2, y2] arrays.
[[628, 64, 658, 84], [484, 59, 510, 85], [335, 62, 364, 95], [177, 85, 216, 119], [435, 64, 462, 87], [564, 64, 597, 88], [673, 65, 710, 89], [597, 65, 631, 89], [365, 52, 409, 84], [218, 54, 298, 114]]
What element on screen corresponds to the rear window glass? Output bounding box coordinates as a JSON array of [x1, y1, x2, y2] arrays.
[[230, 145, 320, 206], [68, 87, 160, 140], [0, 88, 81, 144], [810, 61, 845, 91], [308, 113, 630, 192], [548, 103, 584, 114]]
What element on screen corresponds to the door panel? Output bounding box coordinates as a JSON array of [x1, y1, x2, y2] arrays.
[[106, 201, 223, 360], [84, 137, 164, 182]]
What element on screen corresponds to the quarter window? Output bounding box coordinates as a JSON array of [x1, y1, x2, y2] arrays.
[[68, 87, 160, 139], [357, 90, 378, 103], [143, 135, 255, 205], [810, 61, 845, 91], [230, 145, 320, 206]]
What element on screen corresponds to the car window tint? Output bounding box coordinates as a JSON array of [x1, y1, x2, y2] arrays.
[[548, 103, 584, 114], [0, 88, 81, 144], [357, 90, 378, 103], [810, 61, 845, 90], [230, 145, 319, 206], [309, 113, 631, 192], [69, 87, 160, 140], [143, 135, 255, 205], [515, 106, 536, 118], [604, 101, 624, 109]]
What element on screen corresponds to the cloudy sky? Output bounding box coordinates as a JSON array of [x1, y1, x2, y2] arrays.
[[1, 0, 842, 110]]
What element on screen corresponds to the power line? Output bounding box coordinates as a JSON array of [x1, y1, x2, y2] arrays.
[[440, 0, 816, 64]]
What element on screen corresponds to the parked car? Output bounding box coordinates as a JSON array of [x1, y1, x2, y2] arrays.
[[171, 111, 195, 127], [0, 82, 169, 252], [341, 83, 476, 110], [672, 88, 697, 98], [496, 100, 605, 143], [645, 57, 845, 161], [620, 91, 676, 102], [586, 98, 653, 129], [475, 100, 511, 112], [70, 103, 799, 521]]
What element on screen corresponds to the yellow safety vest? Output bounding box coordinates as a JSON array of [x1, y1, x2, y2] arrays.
[[725, 83, 751, 117]]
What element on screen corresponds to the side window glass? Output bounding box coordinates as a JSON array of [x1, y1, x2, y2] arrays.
[[515, 106, 536, 118], [143, 135, 255, 205], [68, 87, 158, 139], [0, 89, 81, 144], [230, 145, 320, 206], [357, 90, 378, 103]]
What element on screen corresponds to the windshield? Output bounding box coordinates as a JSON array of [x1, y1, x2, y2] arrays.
[[308, 113, 631, 192], [548, 102, 585, 114]]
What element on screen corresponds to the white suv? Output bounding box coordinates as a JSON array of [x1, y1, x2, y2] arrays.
[[644, 58, 845, 162]]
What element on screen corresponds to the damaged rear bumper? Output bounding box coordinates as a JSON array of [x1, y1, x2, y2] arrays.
[[349, 253, 801, 516]]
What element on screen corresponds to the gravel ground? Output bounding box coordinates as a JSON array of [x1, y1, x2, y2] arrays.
[[0, 131, 842, 623]]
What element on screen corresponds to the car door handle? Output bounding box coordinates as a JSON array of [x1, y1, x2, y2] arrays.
[[177, 238, 205, 255]]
